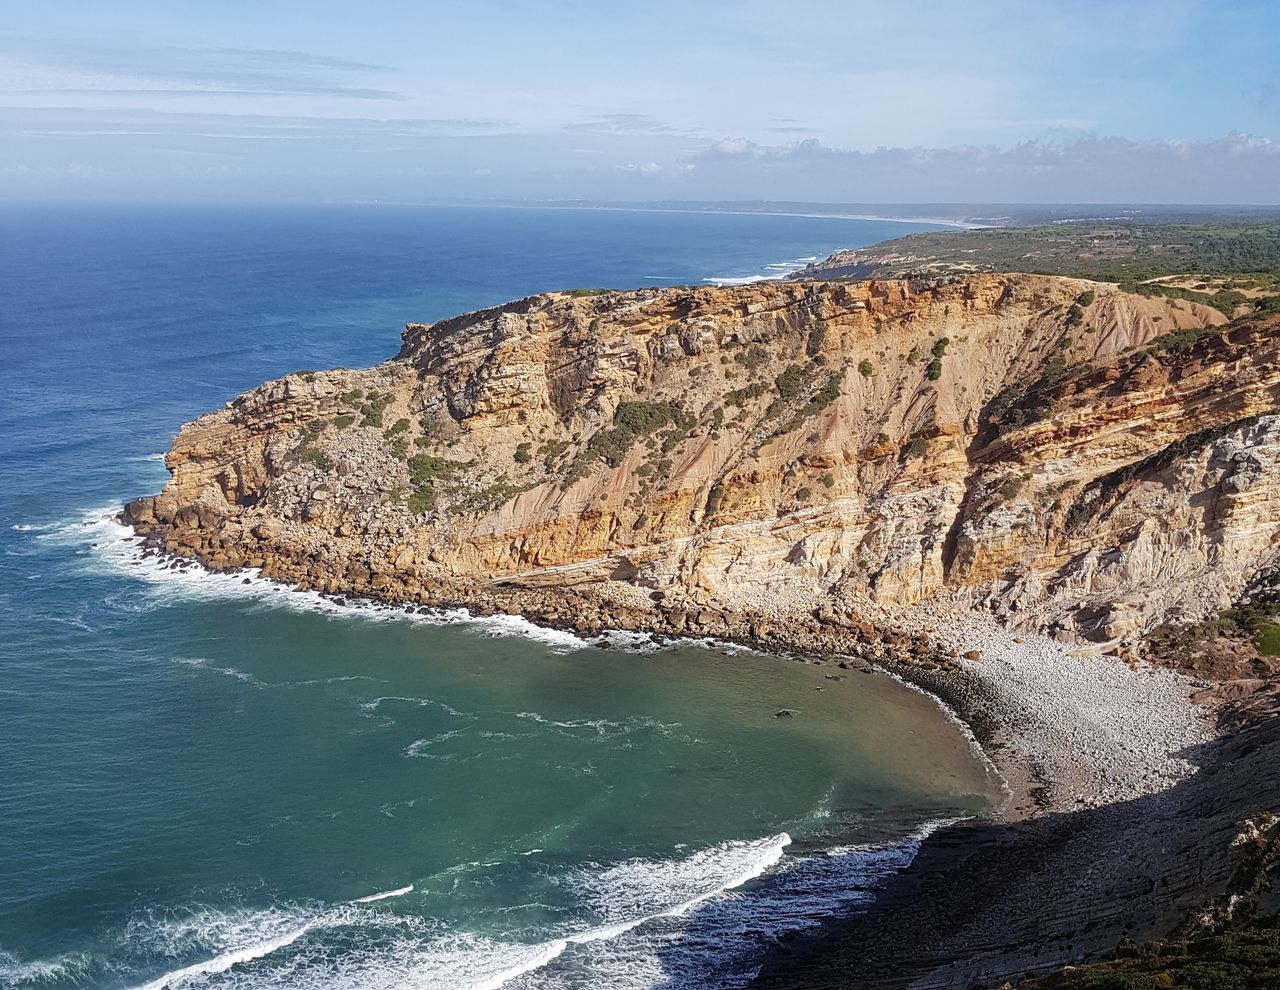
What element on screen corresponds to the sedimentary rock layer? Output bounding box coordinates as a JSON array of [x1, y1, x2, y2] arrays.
[[124, 274, 1280, 647]]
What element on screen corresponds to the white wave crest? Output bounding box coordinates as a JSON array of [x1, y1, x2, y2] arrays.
[[703, 255, 819, 286], [110, 832, 792, 990], [0, 949, 91, 988], [46, 507, 592, 654], [132, 920, 316, 990], [49, 817, 962, 990], [353, 885, 413, 904]]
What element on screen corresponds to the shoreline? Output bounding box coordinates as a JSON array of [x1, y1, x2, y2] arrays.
[[116, 511, 1243, 988], [118, 501, 1214, 825], [125, 510, 1213, 821]]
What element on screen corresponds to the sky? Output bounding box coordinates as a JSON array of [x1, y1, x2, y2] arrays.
[[1, 0, 1278, 204]]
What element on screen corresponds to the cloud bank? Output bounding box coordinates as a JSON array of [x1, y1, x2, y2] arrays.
[[1, 106, 1275, 204], [683, 133, 1280, 203]]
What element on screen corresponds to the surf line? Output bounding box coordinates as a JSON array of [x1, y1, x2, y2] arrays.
[[476, 832, 791, 990]]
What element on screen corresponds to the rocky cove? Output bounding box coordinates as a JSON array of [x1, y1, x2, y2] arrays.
[[121, 271, 1280, 985]]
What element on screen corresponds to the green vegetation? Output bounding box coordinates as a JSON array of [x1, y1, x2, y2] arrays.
[[814, 222, 1280, 282], [931, 337, 950, 358], [725, 382, 769, 408], [805, 370, 845, 415], [775, 364, 806, 400], [906, 435, 929, 458], [385, 417, 410, 435], [1146, 327, 1216, 354], [538, 438, 571, 468], [358, 391, 394, 428], [735, 344, 769, 371], [579, 401, 695, 470], [1029, 921, 1280, 989], [858, 358, 874, 377], [907, 346, 921, 364], [794, 487, 812, 501], [819, 472, 835, 488], [514, 442, 532, 464], [1121, 280, 1252, 314], [388, 437, 408, 460], [806, 323, 826, 358], [405, 454, 468, 514], [996, 475, 1025, 501], [985, 382, 1030, 434], [333, 413, 356, 430], [925, 358, 943, 381], [408, 453, 464, 483], [563, 287, 610, 297], [1256, 624, 1280, 656], [449, 476, 535, 515], [298, 447, 334, 472]]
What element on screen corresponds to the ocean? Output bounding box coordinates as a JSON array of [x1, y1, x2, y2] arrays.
[[0, 204, 999, 990]]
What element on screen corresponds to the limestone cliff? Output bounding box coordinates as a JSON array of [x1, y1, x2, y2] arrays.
[[124, 274, 1280, 650]]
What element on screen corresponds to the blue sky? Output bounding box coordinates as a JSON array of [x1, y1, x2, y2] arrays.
[[1, 0, 1277, 202]]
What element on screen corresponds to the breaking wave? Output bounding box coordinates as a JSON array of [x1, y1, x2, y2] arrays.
[[5, 821, 960, 990]]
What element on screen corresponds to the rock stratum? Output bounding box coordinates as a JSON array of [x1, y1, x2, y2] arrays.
[[125, 273, 1280, 653]]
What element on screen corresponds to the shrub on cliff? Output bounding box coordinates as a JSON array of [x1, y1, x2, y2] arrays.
[[776, 365, 806, 400], [405, 454, 468, 514], [805, 371, 845, 414], [579, 401, 695, 470]]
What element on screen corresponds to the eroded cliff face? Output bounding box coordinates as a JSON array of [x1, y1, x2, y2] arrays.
[[124, 274, 1280, 649]]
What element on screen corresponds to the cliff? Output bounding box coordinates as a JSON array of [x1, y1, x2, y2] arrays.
[[123, 273, 1280, 652]]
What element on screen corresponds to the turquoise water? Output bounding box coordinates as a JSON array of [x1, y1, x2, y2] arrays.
[[0, 205, 997, 989]]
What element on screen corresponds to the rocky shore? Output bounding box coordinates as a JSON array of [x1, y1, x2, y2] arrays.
[[749, 687, 1278, 989]]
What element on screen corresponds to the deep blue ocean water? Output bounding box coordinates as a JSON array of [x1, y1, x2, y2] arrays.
[[0, 205, 997, 990]]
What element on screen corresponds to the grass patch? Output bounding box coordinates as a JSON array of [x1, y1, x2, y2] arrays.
[[1255, 623, 1280, 656], [298, 447, 334, 472]]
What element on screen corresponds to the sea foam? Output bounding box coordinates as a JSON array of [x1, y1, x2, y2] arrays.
[[42, 507, 592, 654]]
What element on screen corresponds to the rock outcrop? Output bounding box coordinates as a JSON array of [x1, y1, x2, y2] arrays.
[[123, 274, 1280, 649]]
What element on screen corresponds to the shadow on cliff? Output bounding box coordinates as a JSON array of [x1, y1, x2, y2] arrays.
[[646, 713, 1280, 990]]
